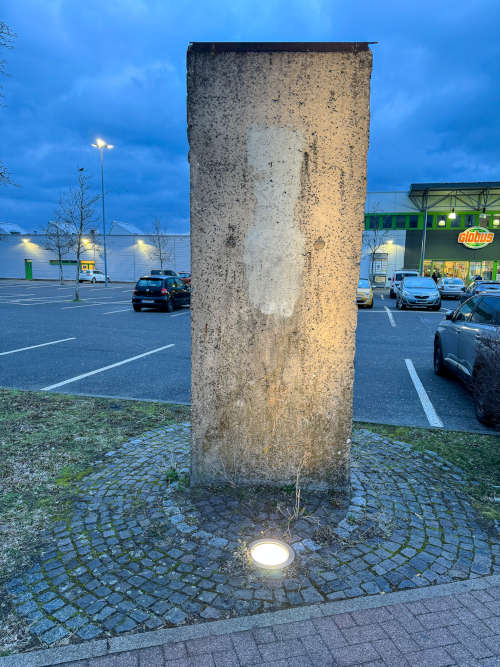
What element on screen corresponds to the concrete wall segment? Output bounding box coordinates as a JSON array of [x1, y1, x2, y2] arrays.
[[188, 44, 372, 491]]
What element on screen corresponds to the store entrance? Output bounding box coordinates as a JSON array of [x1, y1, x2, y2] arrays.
[[469, 261, 494, 280], [423, 260, 497, 282]]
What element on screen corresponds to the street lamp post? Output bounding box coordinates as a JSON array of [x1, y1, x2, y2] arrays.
[[91, 138, 114, 287]]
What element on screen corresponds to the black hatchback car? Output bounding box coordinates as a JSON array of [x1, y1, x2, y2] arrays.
[[132, 276, 190, 312]]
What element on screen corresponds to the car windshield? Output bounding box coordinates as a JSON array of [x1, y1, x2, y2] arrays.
[[443, 278, 463, 285], [403, 277, 436, 289], [137, 279, 162, 287], [477, 283, 500, 291], [358, 279, 370, 288]]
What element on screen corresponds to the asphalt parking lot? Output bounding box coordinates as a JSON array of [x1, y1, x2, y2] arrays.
[[0, 279, 496, 433]]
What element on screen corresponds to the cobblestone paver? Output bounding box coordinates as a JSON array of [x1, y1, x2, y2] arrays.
[[58, 583, 500, 666], [6, 424, 499, 648]]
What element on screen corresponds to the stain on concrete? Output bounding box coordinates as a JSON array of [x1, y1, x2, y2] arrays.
[[244, 126, 305, 318]]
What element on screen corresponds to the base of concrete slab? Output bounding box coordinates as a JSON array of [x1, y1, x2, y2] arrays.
[[4, 425, 498, 656], [1, 574, 499, 667]]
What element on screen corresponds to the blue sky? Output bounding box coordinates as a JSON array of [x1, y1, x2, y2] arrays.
[[1, 0, 499, 233]]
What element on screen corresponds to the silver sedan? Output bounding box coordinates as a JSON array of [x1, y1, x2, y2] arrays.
[[437, 277, 465, 299]]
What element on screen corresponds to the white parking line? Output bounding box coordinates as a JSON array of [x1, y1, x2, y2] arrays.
[[384, 306, 396, 327], [0, 337, 76, 356], [405, 358, 443, 428], [42, 344, 175, 391], [103, 308, 131, 314], [171, 311, 189, 317], [380, 293, 384, 300], [62, 301, 130, 310]]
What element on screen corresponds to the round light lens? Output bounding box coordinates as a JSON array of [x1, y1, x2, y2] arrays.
[[249, 539, 295, 569]]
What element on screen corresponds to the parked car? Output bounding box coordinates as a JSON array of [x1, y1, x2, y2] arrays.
[[356, 278, 373, 308], [150, 269, 177, 277], [460, 280, 500, 302], [437, 277, 465, 299], [132, 276, 190, 312], [79, 269, 110, 283], [389, 269, 419, 298], [434, 294, 500, 424], [396, 276, 441, 310], [178, 272, 191, 285]]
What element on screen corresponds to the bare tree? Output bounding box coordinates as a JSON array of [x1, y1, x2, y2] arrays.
[[43, 221, 73, 285], [365, 227, 390, 281], [363, 203, 391, 281], [0, 22, 15, 186], [55, 171, 99, 301], [149, 217, 173, 270]]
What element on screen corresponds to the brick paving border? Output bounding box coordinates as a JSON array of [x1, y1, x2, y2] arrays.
[[1, 574, 499, 666]]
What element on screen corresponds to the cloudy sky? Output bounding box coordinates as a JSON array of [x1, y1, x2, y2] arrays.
[[1, 0, 499, 233]]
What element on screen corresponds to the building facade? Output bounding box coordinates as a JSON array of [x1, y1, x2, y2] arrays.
[[361, 183, 500, 284], [0, 221, 190, 281]]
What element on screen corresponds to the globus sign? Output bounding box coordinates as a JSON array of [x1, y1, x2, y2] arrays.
[[458, 227, 495, 249]]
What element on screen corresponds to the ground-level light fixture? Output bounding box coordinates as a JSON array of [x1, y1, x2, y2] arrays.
[[249, 539, 295, 570]]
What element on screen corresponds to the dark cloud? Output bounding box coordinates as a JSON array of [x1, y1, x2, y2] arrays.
[[1, 0, 500, 232]]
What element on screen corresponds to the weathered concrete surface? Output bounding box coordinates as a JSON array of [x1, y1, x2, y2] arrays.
[[188, 42, 372, 491]]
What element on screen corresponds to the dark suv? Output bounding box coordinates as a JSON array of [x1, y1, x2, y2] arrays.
[[434, 294, 500, 424], [132, 276, 190, 312]]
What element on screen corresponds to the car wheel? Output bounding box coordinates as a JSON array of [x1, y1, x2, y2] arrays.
[[431, 304, 441, 311], [472, 365, 494, 425], [390, 289, 395, 298], [166, 299, 174, 313], [91, 277, 96, 284], [433, 339, 447, 376], [133, 305, 141, 312], [366, 299, 373, 309]]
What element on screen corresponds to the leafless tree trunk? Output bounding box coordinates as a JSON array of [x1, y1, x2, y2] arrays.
[[363, 203, 390, 282], [55, 171, 99, 301], [43, 221, 73, 285], [366, 227, 390, 281], [150, 218, 173, 270]]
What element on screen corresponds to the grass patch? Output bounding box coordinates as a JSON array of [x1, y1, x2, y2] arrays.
[[355, 422, 500, 522], [0, 388, 189, 586]]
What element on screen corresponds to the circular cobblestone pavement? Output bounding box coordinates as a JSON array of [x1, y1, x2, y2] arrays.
[[6, 423, 499, 647]]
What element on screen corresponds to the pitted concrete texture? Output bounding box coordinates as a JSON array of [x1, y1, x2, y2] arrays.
[[187, 43, 372, 490], [5, 424, 498, 649]]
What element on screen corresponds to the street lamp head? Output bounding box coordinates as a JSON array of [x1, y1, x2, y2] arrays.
[[92, 138, 114, 150]]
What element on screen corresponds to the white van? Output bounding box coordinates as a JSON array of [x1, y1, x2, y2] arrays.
[[389, 269, 419, 298]]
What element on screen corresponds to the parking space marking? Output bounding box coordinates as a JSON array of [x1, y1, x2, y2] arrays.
[[0, 337, 76, 356], [384, 306, 396, 327], [42, 344, 175, 391], [405, 358, 444, 428], [61, 301, 129, 310], [171, 311, 190, 317], [103, 308, 131, 314]]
